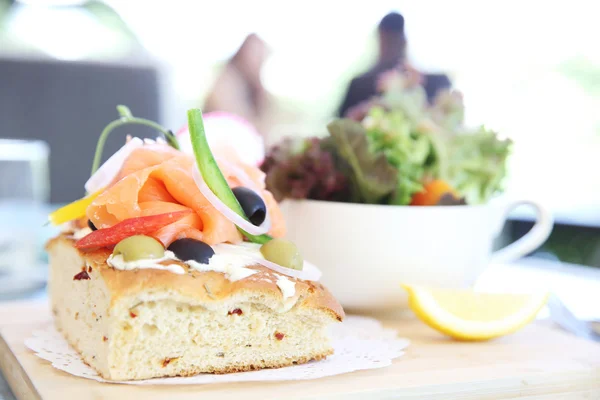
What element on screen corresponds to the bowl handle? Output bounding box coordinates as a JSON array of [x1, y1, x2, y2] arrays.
[[490, 200, 554, 264]]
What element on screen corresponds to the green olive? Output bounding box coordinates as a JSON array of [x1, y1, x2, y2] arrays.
[[113, 235, 165, 262], [260, 239, 303, 270]]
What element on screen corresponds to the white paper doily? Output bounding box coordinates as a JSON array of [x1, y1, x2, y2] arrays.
[[25, 316, 409, 385]]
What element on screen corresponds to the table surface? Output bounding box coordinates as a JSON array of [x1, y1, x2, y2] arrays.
[[0, 258, 599, 399], [2, 302, 600, 400]]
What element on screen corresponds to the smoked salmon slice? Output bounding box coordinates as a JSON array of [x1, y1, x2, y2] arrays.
[[86, 146, 285, 246]]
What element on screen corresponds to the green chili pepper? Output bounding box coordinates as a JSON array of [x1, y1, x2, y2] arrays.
[[187, 108, 272, 244]]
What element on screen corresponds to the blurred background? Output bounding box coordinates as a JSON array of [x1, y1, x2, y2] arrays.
[[0, 0, 599, 293]]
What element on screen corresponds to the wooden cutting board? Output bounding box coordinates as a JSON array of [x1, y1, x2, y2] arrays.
[[0, 301, 599, 400]]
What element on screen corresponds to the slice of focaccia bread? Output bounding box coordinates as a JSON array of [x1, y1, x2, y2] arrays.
[[47, 235, 344, 381]]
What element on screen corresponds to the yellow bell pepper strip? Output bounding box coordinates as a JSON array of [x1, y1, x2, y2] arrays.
[[47, 189, 103, 226]]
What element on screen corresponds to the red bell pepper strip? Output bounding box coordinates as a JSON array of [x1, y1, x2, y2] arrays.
[[75, 210, 192, 250]]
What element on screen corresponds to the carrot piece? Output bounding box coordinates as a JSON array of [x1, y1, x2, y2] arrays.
[[410, 180, 459, 206]]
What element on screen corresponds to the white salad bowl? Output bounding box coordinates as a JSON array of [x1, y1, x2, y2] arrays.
[[280, 199, 553, 313]]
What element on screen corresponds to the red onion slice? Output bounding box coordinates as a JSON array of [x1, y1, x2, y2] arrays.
[[191, 166, 271, 235], [85, 137, 143, 194]]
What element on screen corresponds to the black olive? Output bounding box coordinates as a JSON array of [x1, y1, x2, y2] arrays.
[[232, 187, 266, 226], [88, 220, 97, 231], [167, 238, 215, 264]]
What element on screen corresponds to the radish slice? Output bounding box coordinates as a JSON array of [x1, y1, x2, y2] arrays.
[[85, 137, 143, 194], [177, 112, 265, 166], [192, 166, 271, 235], [218, 243, 322, 281]]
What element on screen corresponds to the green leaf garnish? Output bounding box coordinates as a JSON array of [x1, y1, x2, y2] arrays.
[[164, 130, 180, 150], [116, 105, 133, 118], [187, 108, 272, 244], [91, 105, 180, 176]]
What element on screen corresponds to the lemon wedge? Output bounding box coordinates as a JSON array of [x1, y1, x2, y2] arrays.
[[402, 284, 548, 341]]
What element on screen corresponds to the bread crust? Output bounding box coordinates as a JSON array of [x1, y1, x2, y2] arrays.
[[47, 235, 345, 322]]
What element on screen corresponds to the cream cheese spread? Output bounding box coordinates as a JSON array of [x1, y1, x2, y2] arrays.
[[107, 242, 296, 299], [107, 250, 186, 275]]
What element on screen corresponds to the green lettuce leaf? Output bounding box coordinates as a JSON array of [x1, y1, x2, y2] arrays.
[[446, 127, 512, 204], [363, 107, 434, 204], [327, 119, 398, 204]]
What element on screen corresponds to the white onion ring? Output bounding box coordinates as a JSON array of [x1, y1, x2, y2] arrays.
[[216, 158, 271, 231], [254, 258, 322, 281], [85, 137, 144, 194], [192, 166, 271, 235], [218, 243, 322, 281]]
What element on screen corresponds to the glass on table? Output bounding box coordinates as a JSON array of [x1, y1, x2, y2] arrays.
[[0, 139, 50, 298]]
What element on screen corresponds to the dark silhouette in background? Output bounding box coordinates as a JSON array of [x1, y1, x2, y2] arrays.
[[338, 12, 452, 117], [204, 34, 271, 133]]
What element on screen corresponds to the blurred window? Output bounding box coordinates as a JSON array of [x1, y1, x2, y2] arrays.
[[7, 0, 599, 225]]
